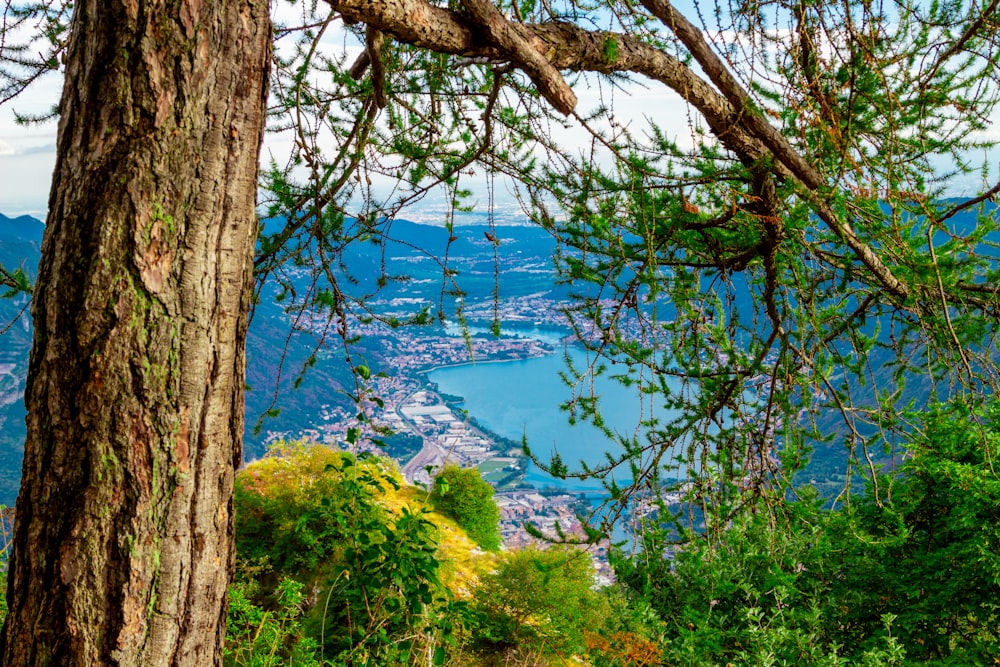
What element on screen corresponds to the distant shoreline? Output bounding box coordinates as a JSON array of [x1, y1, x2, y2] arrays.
[[415, 349, 553, 375]]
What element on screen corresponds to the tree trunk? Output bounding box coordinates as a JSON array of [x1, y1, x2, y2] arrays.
[[0, 1, 271, 665]]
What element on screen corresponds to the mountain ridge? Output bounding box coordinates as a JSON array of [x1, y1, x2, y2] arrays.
[[0, 212, 567, 505]]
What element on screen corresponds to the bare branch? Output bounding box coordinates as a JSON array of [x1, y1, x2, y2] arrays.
[[938, 172, 1000, 223], [348, 49, 370, 79]]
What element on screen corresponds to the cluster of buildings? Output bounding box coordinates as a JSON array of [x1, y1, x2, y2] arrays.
[[260, 294, 633, 577], [459, 292, 570, 328], [496, 490, 614, 583]]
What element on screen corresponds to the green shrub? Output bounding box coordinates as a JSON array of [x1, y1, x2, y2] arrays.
[[823, 401, 1000, 663], [613, 401, 1000, 665], [305, 503, 448, 664], [224, 578, 321, 667], [469, 546, 610, 659], [431, 465, 502, 551], [232, 442, 459, 666], [233, 443, 387, 577]]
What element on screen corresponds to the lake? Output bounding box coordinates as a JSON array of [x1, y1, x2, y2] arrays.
[[427, 344, 682, 492]]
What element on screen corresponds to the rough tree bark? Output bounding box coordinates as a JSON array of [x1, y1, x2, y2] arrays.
[[0, 1, 271, 665]]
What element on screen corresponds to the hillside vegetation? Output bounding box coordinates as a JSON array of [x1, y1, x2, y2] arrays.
[[219, 400, 997, 666], [225, 442, 618, 666], [0, 406, 994, 666]]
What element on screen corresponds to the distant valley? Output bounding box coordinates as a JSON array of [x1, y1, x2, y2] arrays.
[[1, 204, 955, 510], [0, 212, 585, 508]]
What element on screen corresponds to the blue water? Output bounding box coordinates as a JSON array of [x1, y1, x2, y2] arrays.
[[428, 345, 681, 492]]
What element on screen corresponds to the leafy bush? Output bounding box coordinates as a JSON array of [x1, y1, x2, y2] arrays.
[[613, 400, 1000, 665], [469, 546, 611, 660], [823, 401, 1000, 663], [431, 465, 502, 551], [577, 581, 668, 667], [232, 442, 457, 666], [305, 503, 448, 664], [215, 406, 1000, 665], [225, 578, 321, 667], [234, 442, 388, 577]]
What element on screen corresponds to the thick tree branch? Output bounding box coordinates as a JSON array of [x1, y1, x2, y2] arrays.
[[325, 0, 912, 303], [366, 27, 388, 108], [640, 0, 912, 305], [459, 0, 575, 114], [324, 0, 766, 157]]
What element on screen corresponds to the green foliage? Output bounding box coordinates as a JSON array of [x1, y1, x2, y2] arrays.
[[0, 264, 31, 299], [232, 442, 460, 666], [580, 587, 667, 667], [0, 3, 70, 124], [234, 443, 390, 576], [469, 546, 611, 659], [615, 491, 851, 666], [0, 571, 6, 629], [613, 401, 1000, 665], [305, 503, 449, 665], [430, 465, 502, 551], [219, 405, 1000, 665], [225, 578, 321, 667], [825, 401, 1000, 663]]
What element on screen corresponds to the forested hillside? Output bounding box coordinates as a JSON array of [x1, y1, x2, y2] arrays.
[[4, 414, 992, 665]]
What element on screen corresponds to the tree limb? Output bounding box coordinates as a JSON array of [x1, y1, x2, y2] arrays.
[[367, 27, 388, 108], [458, 0, 575, 114], [325, 0, 912, 303], [639, 0, 912, 305], [324, 0, 765, 158]]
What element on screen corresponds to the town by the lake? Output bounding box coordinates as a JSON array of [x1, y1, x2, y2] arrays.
[[257, 292, 626, 580]]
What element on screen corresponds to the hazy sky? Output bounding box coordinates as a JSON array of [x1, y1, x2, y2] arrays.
[[0, 6, 701, 221], [0, 70, 61, 218], [3, 5, 997, 220], [0, 82, 695, 221]]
